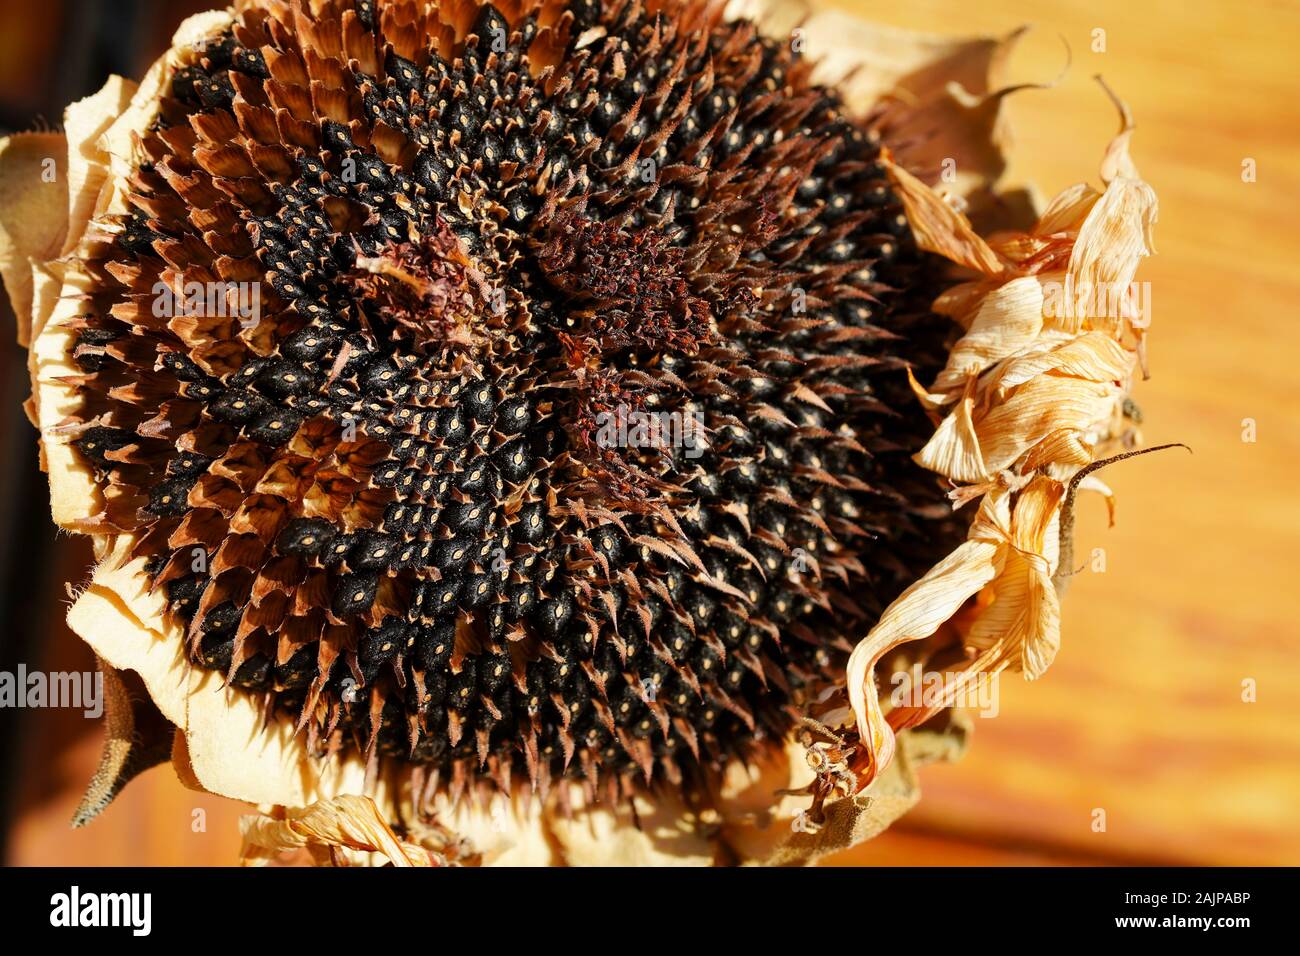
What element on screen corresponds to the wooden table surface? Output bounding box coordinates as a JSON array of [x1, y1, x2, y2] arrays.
[[830, 0, 1300, 866], [7, 0, 1300, 866]]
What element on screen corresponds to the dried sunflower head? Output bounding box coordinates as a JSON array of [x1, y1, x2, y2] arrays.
[[0, 0, 1155, 866]]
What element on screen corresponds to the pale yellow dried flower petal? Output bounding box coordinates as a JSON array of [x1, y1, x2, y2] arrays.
[[930, 274, 1046, 395], [844, 91, 1157, 787], [0, 132, 67, 346], [883, 153, 1005, 275], [966, 476, 1064, 679], [846, 490, 1011, 777], [972, 374, 1122, 476], [1034, 182, 1103, 238], [240, 795, 436, 867], [914, 383, 988, 482], [549, 788, 717, 866], [1064, 180, 1158, 336], [61, 77, 136, 257], [988, 330, 1131, 395]]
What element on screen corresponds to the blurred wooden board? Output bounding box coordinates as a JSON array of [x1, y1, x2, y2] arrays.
[[8, 0, 1300, 866], [827, 0, 1300, 866]]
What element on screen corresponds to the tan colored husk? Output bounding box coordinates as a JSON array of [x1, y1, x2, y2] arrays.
[[0, 1, 1131, 865]]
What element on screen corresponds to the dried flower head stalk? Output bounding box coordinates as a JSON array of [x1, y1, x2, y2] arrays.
[[0, 0, 1156, 865]]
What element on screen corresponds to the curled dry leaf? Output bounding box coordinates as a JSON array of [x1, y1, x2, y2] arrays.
[[841, 86, 1157, 786], [239, 794, 439, 867]]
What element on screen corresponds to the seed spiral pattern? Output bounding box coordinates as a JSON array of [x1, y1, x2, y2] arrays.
[[67, 0, 967, 798]]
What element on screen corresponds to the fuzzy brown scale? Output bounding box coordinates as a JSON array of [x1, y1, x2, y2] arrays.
[[65, 0, 968, 800]]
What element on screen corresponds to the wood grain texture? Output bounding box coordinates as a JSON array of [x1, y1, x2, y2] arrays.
[[827, 0, 1300, 866], [6, 0, 1299, 866]]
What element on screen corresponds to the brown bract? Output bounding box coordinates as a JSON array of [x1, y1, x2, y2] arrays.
[[344, 222, 487, 346], [0, 0, 1155, 865]]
